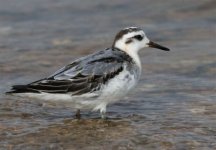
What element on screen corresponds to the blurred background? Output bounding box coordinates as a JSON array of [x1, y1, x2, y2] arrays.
[[0, 0, 216, 149]]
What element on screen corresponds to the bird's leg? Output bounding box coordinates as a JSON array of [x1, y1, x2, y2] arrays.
[[75, 109, 81, 119], [98, 104, 107, 119], [100, 110, 106, 119]]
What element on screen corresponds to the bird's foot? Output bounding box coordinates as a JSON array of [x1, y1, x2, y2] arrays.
[[75, 109, 81, 119], [100, 111, 107, 120]]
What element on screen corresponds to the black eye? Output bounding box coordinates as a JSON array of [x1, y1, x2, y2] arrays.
[[134, 35, 143, 41]]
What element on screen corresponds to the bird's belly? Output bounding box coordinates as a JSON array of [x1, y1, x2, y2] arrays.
[[99, 69, 138, 103]]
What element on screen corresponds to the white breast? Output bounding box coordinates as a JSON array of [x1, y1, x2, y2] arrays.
[[100, 67, 139, 103]]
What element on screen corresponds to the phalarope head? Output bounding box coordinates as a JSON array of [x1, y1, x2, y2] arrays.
[[113, 27, 170, 53]]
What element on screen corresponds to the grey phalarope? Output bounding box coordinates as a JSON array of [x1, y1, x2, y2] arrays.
[[7, 27, 170, 119]]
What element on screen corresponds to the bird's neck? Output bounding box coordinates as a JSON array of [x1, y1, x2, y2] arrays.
[[125, 49, 142, 69], [114, 42, 142, 69]]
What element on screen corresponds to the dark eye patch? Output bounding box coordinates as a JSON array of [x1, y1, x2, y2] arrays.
[[125, 39, 132, 44], [134, 35, 143, 41]]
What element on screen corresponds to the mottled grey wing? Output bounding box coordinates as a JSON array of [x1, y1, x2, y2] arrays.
[[23, 49, 126, 95], [52, 57, 123, 80], [49, 49, 125, 80]]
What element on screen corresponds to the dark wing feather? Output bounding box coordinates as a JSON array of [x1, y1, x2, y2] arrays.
[[7, 48, 134, 95]]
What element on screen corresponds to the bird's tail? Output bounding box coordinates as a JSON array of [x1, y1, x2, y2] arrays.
[[6, 85, 39, 94]]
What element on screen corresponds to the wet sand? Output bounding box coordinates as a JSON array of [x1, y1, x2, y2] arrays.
[[0, 0, 216, 149]]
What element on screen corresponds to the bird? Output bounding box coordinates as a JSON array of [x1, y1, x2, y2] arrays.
[[6, 27, 170, 119]]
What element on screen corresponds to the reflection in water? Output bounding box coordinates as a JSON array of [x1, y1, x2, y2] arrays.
[[0, 0, 216, 149]]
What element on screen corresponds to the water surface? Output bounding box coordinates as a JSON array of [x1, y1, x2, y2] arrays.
[[0, 0, 216, 149]]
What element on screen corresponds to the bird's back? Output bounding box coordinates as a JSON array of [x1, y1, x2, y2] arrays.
[[6, 47, 140, 96]]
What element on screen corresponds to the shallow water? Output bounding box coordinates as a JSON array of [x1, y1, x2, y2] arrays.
[[0, 0, 216, 149]]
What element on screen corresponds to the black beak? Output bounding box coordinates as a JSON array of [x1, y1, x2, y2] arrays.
[[147, 41, 170, 51]]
